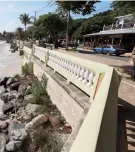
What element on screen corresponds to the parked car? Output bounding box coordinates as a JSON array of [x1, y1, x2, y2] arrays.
[[93, 45, 125, 56], [59, 40, 78, 48]]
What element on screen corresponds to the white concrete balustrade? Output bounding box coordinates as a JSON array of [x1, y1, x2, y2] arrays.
[[34, 45, 48, 62], [20, 43, 122, 152], [32, 45, 97, 97], [48, 52, 97, 97]]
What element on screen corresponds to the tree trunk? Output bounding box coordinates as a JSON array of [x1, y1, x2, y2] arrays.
[[49, 29, 58, 49], [25, 23, 26, 31], [53, 36, 58, 49]]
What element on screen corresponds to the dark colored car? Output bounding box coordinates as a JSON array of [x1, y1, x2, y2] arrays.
[[93, 45, 125, 56], [59, 40, 78, 48]]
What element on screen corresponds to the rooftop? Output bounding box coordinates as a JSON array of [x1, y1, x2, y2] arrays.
[[115, 14, 133, 19], [84, 28, 135, 37]]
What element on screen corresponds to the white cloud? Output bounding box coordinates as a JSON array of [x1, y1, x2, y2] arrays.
[[0, 20, 23, 32], [8, 4, 13, 8]]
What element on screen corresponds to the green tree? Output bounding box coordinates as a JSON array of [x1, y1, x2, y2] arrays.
[[3, 31, 7, 39], [69, 18, 87, 37], [15, 27, 23, 40], [5, 32, 14, 42], [73, 10, 115, 39], [35, 13, 66, 48], [19, 13, 31, 31], [111, 1, 135, 16], [27, 26, 48, 40], [56, 1, 100, 50]]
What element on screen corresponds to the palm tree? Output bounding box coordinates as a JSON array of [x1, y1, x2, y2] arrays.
[[19, 13, 31, 31], [16, 27, 23, 40]]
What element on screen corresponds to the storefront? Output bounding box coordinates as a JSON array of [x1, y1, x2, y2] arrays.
[[84, 30, 135, 52]]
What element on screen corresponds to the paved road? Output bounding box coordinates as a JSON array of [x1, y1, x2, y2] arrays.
[[77, 49, 129, 62]]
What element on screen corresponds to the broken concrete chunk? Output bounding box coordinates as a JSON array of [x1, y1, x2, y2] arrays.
[[25, 114, 48, 131], [6, 141, 22, 151]]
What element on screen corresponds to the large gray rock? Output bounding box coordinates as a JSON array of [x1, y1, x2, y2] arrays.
[[18, 84, 27, 95], [0, 91, 18, 103], [2, 102, 14, 113], [0, 114, 8, 121], [0, 77, 9, 87], [10, 128, 28, 141], [6, 77, 18, 86], [8, 121, 25, 134], [0, 99, 4, 116], [16, 108, 33, 123], [0, 86, 6, 95], [9, 82, 20, 91], [6, 141, 22, 151], [0, 121, 8, 130], [0, 133, 7, 152], [26, 103, 44, 116]]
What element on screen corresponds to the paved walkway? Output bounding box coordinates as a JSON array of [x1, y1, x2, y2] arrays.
[[56, 49, 135, 151]]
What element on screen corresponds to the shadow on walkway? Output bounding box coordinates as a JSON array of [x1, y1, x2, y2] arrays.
[[77, 50, 97, 55], [118, 98, 135, 152]]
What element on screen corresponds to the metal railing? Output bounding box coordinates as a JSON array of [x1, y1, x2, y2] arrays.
[[103, 22, 135, 31]]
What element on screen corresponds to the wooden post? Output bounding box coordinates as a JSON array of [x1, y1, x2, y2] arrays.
[[119, 35, 123, 47], [111, 24, 113, 30], [111, 38, 114, 45], [103, 24, 105, 31], [107, 36, 110, 45]]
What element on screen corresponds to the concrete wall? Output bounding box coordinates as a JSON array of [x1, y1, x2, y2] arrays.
[[33, 59, 86, 130]]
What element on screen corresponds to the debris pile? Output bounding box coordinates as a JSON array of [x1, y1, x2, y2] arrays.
[[0, 74, 71, 152]]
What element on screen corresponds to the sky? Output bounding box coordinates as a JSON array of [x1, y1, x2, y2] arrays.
[[0, 1, 112, 33]]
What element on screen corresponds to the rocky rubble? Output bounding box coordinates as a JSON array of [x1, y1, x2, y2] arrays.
[[0, 75, 71, 152]]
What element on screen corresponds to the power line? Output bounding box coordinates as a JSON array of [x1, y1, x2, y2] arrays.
[[71, 4, 111, 18], [36, 1, 53, 14]]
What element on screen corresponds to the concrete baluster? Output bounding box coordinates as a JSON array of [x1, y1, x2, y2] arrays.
[[58, 58, 60, 67], [71, 63, 75, 75], [73, 64, 78, 77], [87, 72, 94, 87], [61, 59, 64, 68], [76, 66, 81, 79], [67, 61, 71, 72], [78, 67, 85, 81], [63, 60, 66, 69], [56, 57, 59, 67], [65, 61, 68, 71], [82, 69, 89, 84], [60, 58, 62, 68]]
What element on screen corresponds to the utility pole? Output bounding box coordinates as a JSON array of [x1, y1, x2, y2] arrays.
[[32, 11, 37, 43], [65, 10, 70, 51]]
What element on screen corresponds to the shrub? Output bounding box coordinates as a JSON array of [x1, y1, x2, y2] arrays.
[[30, 78, 50, 105], [22, 63, 29, 75]]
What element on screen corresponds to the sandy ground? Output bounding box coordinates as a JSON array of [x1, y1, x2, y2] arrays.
[[0, 42, 22, 78]]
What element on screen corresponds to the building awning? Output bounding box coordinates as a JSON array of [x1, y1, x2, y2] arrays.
[[84, 29, 135, 37]]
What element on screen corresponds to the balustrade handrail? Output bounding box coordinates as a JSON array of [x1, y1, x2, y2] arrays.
[[25, 45, 115, 98]]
